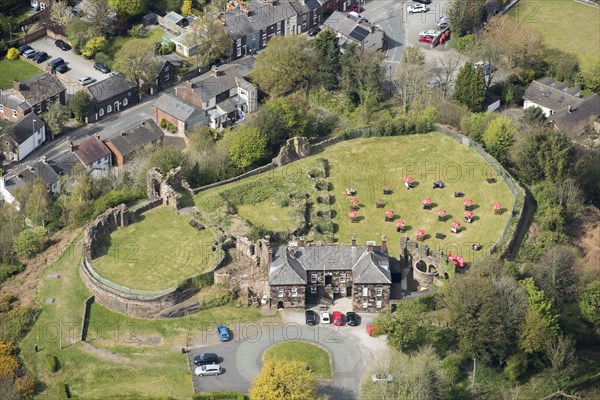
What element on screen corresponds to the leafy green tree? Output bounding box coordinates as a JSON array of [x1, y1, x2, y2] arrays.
[[13, 227, 47, 259], [181, 0, 192, 16], [459, 112, 495, 143], [108, 0, 147, 16], [249, 360, 321, 400], [65, 18, 98, 54], [227, 126, 268, 170], [82, 36, 108, 58], [448, 0, 485, 36], [580, 54, 600, 93], [69, 91, 92, 122], [14, 180, 51, 227], [340, 42, 362, 104], [482, 115, 516, 163], [522, 106, 547, 125], [149, 145, 190, 175], [575, 148, 600, 206], [113, 39, 159, 91], [43, 102, 69, 138], [252, 36, 315, 97], [579, 280, 600, 327], [504, 354, 527, 383], [519, 278, 560, 335], [453, 62, 486, 112], [263, 94, 313, 138], [312, 29, 340, 90], [184, 10, 231, 67], [374, 300, 430, 352], [519, 307, 553, 355], [128, 24, 147, 38]]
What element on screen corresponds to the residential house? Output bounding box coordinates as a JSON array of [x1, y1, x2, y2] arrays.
[[160, 11, 189, 34], [152, 93, 206, 135], [269, 237, 392, 312], [548, 94, 600, 145], [0, 73, 66, 121], [170, 31, 200, 58], [84, 73, 138, 122], [69, 135, 112, 172], [0, 157, 60, 207], [323, 11, 385, 52], [149, 60, 178, 94], [104, 119, 164, 166], [0, 113, 46, 162], [523, 77, 584, 117], [31, 0, 51, 11], [175, 64, 257, 128]]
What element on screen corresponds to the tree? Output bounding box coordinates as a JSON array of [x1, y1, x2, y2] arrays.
[[149, 145, 190, 175], [375, 300, 430, 352], [108, 0, 147, 16], [14, 179, 51, 227], [545, 334, 575, 390], [252, 35, 315, 97], [403, 46, 425, 65], [522, 106, 547, 126], [113, 39, 160, 91], [6, 48, 18, 60], [312, 29, 340, 90], [519, 307, 553, 355], [69, 91, 92, 122], [249, 360, 321, 400], [227, 126, 268, 170], [49, 0, 74, 29], [448, 0, 485, 36], [459, 112, 495, 143], [82, 36, 108, 58], [429, 53, 462, 99], [453, 62, 486, 112], [340, 42, 362, 104], [184, 10, 231, 67], [43, 102, 69, 138], [534, 245, 579, 308], [519, 278, 560, 336], [482, 115, 517, 163], [80, 0, 116, 34], [13, 227, 47, 259], [65, 18, 99, 53], [181, 0, 192, 16], [263, 94, 313, 139], [579, 280, 600, 327], [580, 54, 600, 93]]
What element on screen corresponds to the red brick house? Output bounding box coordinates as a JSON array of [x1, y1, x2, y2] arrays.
[[0, 73, 66, 121], [104, 119, 164, 166]]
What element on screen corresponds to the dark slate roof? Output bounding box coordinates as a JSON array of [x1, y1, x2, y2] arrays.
[[86, 73, 136, 102], [549, 94, 600, 134], [105, 119, 164, 157], [269, 244, 392, 285], [10, 113, 45, 145], [72, 136, 111, 166], [189, 64, 244, 102], [13, 159, 60, 186], [323, 11, 385, 52], [48, 151, 80, 176], [163, 135, 187, 150], [154, 59, 176, 75], [159, 53, 186, 68], [303, 0, 320, 11], [18, 72, 65, 106], [0, 91, 29, 112], [153, 93, 202, 121], [523, 78, 584, 112]]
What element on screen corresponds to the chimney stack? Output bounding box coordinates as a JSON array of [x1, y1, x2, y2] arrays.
[[268, 248, 273, 265], [185, 81, 193, 90], [299, 237, 305, 247], [568, 104, 572, 113], [95, 133, 100, 140], [351, 236, 356, 246], [367, 240, 375, 252], [211, 66, 221, 77], [381, 235, 387, 254]]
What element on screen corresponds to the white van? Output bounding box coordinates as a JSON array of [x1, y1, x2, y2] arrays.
[[194, 364, 222, 376], [347, 11, 360, 19]]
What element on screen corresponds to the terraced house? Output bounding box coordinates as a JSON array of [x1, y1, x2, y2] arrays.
[[0, 73, 66, 121]]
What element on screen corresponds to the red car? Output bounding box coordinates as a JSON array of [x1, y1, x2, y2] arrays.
[[419, 35, 434, 43], [332, 311, 343, 326], [366, 323, 380, 336], [351, 6, 365, 13]]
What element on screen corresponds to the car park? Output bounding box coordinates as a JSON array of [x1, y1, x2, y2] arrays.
[[94, 62, 111, 74], [55, 39, 71, 51], [18, 44, 31, 54], [78, 76, 96, 86], [216, 324, 230, 341], [307, 26, 321, 37], [55, 64, 69, 74], [194, 364, 222, 376], [346, 312, 358, 326], [371, 373, 394, 383], [33, 51, 49, 64], [306, 310, 317, 325], [332, 311, 343, 326], [320, 311, 331, 324], [193, 353, 219, 366], [408, 4, 429, 13]]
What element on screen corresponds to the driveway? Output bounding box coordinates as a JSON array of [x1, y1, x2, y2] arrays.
[[26, 36, 110, 96]]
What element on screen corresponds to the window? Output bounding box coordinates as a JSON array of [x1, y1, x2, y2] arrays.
[[339, 273, 346, 283], [107, 105, 112, 113], [0, 104, 4, 112], [332, 287, 339, 293], [165, 65, 170, 72], [37, 138, 42, 145], [278, 288, 284, 298], [55, 94, 60, 102], [310, 286, 317, 294], [362, 287, 368, 297], [46, 99, 51, 109], [311, 274, 317, 284], [12, 110, 17, 117], [376, 300, 382, 309], [123, 98, 128, 106], [362, 300, 368, 309], [165, 74, 170, 81], [375, 287, 383, 297], [291, 288, 298, 297], [36, 103, 42, 113], [99, 108, 104, 117]]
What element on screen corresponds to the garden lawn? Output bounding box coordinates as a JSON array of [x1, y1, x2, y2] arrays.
[[103, 28, 164, 61], [237, 200, 300, 232], [20, 237, 266, 399], [508, 0, 600, 60], [0, 58, 42, 90], [263, 342, 333, 380], [92, 206, 220, 291]]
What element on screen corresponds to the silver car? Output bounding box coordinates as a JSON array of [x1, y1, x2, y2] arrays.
[[78, 76, 96, 86]]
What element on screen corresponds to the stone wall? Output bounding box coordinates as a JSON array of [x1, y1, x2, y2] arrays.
[[352, 284, 391, 312], [399, 236, 445, 288], [270, 285, 306, 309], [146, 167, 192, 210], [131, 197, 163, 217], [82, 204, 130, 259], [272, 137, 311, 167]]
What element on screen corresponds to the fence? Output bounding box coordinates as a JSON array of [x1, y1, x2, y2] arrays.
[[191, 163, 276, 194]]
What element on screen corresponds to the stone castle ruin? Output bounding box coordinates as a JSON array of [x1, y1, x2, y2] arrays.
[[147, 166, 192, 210], [399, 236, 446, 288]]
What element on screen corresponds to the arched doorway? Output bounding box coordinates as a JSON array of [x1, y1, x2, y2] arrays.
[[277, 301, 284, 309]]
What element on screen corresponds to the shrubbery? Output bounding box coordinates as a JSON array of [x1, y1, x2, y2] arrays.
[[160, 119, 177, 133], [13, 227, 47, 259], [0, 263, 25, 285], [6, 47, 19, 60], [192, 392, 247, 400]]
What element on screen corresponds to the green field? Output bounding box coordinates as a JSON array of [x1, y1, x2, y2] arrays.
[[103, 28, 164, 63], [92, 206, 220, 291], [263, 342, 333, 380], [0, 58, 42, 90], [237, 200, 300, 232], [508, 0, 600, 60], [195, 134, 515, 262]]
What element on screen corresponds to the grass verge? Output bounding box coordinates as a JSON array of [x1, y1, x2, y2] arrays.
[[263, 341, 333, 380]]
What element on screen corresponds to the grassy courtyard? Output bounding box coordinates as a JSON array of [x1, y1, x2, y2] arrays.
[[508, 0, 600, 60], [0, 58, 42, 90], [103, 28, 164, 63], [263, 342, 333, 380], [195, 134, 516, 262], [92, 206, 220, 291]]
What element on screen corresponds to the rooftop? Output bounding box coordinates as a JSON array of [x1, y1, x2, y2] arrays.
[[549, 94, 600, 134], [153, 93, 203, 122], [4, 113, 44, 145], [72, 136, 111, 166], [187, 64, 253, 102], [16, 72, 66, 106], [85, 73, 136, 102], [323, 11, 385, 52], [524, 77, 584, 112], [105, 119, 164, 157]]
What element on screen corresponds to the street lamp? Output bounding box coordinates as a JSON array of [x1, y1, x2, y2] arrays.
[[389, 65, 392, 96]]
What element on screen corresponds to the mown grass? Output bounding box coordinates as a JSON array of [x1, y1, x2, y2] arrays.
[[92, 206, 220, 291], [103, 28, 164, 61], [0, 58, 42, 90], [263, 341, 333, 380], [508, 0, 600, 60], [237, 200, 300, 232]]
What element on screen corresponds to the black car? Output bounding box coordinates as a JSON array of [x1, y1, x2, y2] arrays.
[[307, 26, 321, 37], [33, 51, 49, 64], [26, 50, 38, 59], [18, 44, 31, 54], [346, 312, 358, 326], [55, 39, 71, 51], [94, 62, 111, 74], [55, 64, 69, 74], [306, 310, 317, 325], [193, 353, 219, 366], [414, 0, 432, 3]]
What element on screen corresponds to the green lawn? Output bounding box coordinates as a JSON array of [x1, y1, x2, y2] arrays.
[[263, 342, 333, 380], [195, 134, 515, 263], [508, 0, 600, 60], [237, 200, 300, 232], [0, 58, 42, 90], [92, 206, 220, 291], [103, 28, 164, 61]]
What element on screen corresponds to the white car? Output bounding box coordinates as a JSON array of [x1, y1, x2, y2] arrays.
[[372, 373, 394, 383], [419, 30, 439, 37], [408, 4, 429, 13], [320, 311, 331, 324], [437, 16, 450, 28], [78, 76, 96, 86], [194, 364, 222, 376]]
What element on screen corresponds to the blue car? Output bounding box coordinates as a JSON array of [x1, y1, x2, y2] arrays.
[[216, 324, 230, 341]]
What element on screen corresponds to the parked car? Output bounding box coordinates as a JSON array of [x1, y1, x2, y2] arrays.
[[55, 39, 71, 51], [306, 310, 317, 325], [55, 64, 69, 74], [194, 364, 222, 376], [33, 51, 49, 64], [18, 44, 31, 54], [413, 0, 432, 3], [474, 61, 495, 75], [366, 322, 379, 336], [78, 76, 96, 86], [320, 311, 331, 324], [346, 312, 358, 326], [216, 324, 230, 341], [94, 62, 111, 74], [25, 50, 38, 59], [350, 6, 365, 12], [193, 353, 219, 366], [371, 373, 394, 383], [49, 58, 64, 70], [419, 29, 439, 37], [419, 35, 434, 43], [307, 26, 321, 37], [408, 4, 429, 13], [332, 311, 343, 326]]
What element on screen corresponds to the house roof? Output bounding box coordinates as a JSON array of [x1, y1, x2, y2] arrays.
[[5, 159, 60, 192], [549, 94, 600, 134], [86, 73, 136, 102], [323, 11, 385, 52], [16, 72, 65, 106], [269, 244, 392, 285], [72, 136, 111, 166], [48, 151, 80, 176], [105, 119, 164, 158], [153, 93, 202, 122], [188, 64, 248, 102], [0, 91, 30, 112], [523, 77, 584, 112], [164, 11, 185, 25], [154, 59, 176, 75], [8, 113, 45, 145]]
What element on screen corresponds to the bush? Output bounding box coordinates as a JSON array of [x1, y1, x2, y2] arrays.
[[247, 224, 272, 241], [451, 34, 476, 53], [13, 227, 47, 259], [160, 119, 177, 133], [6, 47, 19, 60], [0, 263, 25, 285], [82, 36, 108, 58], [441, 354, 465, 384], [128, 24, 147, 38], [198, 286, 236, 310], [504, 354, 527, 383], [45, 354, 58, 373], [192, 392, 247, 400], [91, 188, 146, 216]]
